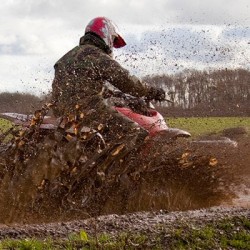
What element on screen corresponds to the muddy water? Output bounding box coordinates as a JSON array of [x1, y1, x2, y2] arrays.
[[230, 186, 250, 208], [227, 136, 250, 208], [0, 129, 249, 224]]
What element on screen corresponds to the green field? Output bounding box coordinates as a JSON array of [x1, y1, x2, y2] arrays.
[[1, 117, 250, 138], [167, 117, 250, 137], [0, 119, 13, 136]]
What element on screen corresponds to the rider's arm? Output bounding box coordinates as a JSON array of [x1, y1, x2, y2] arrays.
[[98, 54, 150, 97]]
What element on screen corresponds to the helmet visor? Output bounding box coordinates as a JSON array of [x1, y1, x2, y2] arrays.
[[113, 34, 126, 48]]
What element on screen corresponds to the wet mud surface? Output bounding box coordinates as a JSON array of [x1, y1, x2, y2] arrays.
[[0, 207, 249, 240]]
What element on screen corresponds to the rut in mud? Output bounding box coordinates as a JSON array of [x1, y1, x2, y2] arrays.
[[0, 106, 249, 224]]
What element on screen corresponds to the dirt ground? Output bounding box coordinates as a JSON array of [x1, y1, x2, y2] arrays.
[[0, 207, 249, 240]]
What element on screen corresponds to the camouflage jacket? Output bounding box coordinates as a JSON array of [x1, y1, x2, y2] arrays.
[[52, 33, 150, 116]]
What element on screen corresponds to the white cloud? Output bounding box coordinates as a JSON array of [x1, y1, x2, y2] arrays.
[[0, 55, 53, 94], [167, 0, 250, 25], [117, 24, 250, 76]]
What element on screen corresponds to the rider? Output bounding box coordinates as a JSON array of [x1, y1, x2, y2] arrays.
[[52, 17, 165, 156]]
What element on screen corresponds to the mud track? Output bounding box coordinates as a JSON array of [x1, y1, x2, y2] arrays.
[[0, 207, 249, 240]]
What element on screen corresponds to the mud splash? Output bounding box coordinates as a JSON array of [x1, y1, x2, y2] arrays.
[[0, 112, 249, 224]]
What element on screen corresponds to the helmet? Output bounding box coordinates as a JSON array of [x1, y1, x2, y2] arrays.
[[85, 17, 126, 51]]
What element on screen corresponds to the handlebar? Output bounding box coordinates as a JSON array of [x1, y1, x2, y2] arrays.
[[103, 87, 174, 116], [104, 88, 173, 103]]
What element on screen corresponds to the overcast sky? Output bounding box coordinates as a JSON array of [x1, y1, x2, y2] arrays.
[[0, 0, 249, 94]]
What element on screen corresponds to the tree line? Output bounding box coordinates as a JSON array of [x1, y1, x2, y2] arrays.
[[0, 92, 44, 114], [144, 68, 250, 116], [0, 68, 249, 116]]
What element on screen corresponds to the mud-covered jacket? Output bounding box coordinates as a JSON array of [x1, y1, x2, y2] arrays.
[[52, 33, 150, 116]]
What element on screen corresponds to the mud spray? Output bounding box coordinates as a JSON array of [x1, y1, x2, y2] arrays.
[[0, 109, 249, 224]]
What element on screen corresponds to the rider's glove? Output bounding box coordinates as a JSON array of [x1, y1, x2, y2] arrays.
[[146, 87, 166, 101]]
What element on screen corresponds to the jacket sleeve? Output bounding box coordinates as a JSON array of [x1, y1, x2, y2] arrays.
[[97, 53, 150, 97]]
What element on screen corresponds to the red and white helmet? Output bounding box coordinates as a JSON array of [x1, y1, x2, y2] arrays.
[[85, 17, 126, 51]]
